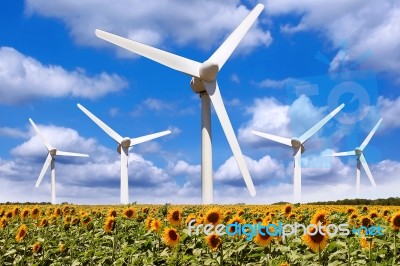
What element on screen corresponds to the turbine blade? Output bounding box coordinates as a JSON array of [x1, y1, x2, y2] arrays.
[[56, 151, 89, 157], [299, 103, 345, 143], [120, 147, 129, 204], [359, 154, 376, 187], [360, 118, 383, 150], [77, 103, 123, 143], [251, 131, 292, 146], [36, 153, 52, 188], [330, 151, 356, 157], [130, 130, 171, 146], [208, 4, 264, 70], [95, 29, 201, 78], [29, 118, 53, 151], [202, 80, 256, 196], [293, 149, 302, 203]]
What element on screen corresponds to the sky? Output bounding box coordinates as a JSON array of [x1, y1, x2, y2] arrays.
[[1, 0, 399, 205]]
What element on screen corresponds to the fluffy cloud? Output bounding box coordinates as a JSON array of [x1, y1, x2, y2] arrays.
[[25, 0, 272, 55], [265, 0, 400, 74], [0, 47, 127, 105]]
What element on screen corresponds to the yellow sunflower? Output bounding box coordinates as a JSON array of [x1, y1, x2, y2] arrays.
[[59, 243, 67, 253], [167, 208, 182, 227], [253, 225, 273, 246], [163, 228, 180, 247], [32, 242, 42, 254], [205, 208, 222, 226], [360, 237, 375, 249], [391, 212, 400, 230], [81, 215, 92, 227], [151, 218, 162, 232], [107, 208, 117, 218], [104, 216, 115, 233], [302, 226, 329, 253], [205, 233, 221, 251], [12, 207, 20, 218], [0, 217, 8, 228], [122, 208, 135, 219], [31, 207, 40, 219], [360, 216, 373, 228], [227, 216, 244, 235], [15, 224, 28, 242], [21, 208, 30, 220], [283, 205, 292, 216], [369, 211, 378, 219], [145, 217, 154, 230], [185, 214, 197, 226], [39, 218, 48, 227], [311, 211, 329, 226]]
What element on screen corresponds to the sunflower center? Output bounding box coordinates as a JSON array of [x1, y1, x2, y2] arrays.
[[393, 216, 400, 227], [168, 229, 178, 241], [172, 211, 180, 221], [207, 213, 219, 224], [309, 229, 325, 244], [210, 235, 221, 247]]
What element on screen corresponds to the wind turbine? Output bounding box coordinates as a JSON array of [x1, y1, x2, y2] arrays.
[[329, 118, 382, 196], [77, 103, 171, 204], [29, 118, 89, 204], [251, 104, 345, 203], [95, 4, 264, 204]]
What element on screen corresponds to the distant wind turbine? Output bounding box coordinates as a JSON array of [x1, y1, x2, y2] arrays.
[[77, 103, 171, 204], [329, 118, 382, 196], [252, 104, 345, 203], [94, 3, 265, 204], [29, 118, 89, 204]]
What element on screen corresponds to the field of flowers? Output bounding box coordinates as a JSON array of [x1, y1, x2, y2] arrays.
[[0, 204, 399, 265]]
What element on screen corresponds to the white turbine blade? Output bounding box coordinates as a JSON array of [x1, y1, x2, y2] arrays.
[[360, 118, 383, 150], [251, 131, 292, 146], [208, 4, 264, 70], [120, 147, 129, 204], [29, 118, 53, 151], [56, 151, 89, 157], [130, 130, 171, 146], [330, 151, 356, 157], [293, 149, 302, 203], [95, 29, 201, 78], [359, 154, 376, 187], [203, 80, 256, 196], [299, 103, 345, 143], [77, 103, 123, 143], [36, 153, 52, 188]]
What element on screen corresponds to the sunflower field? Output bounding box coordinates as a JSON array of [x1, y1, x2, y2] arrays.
[[0, 204, 399, 265]]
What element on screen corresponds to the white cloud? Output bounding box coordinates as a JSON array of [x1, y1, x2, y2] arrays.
[[0, 47, 127, 105], [0, 127, 29, 138], [25, 0, 272, 56], [265, 0, 400, 74]]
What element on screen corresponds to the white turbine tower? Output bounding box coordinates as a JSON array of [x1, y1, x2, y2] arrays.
[[77, 103, 171, 204], [29, 118, 89, 204], [251, 104, 345, 203], [330, 118, 382, 196], [95, 4, 264, 204]]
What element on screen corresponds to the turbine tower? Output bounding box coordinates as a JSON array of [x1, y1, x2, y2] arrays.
[[94, 4, 264, 204], [29, 118, 89, 204], [77, 103, 171, 204], [251, 104, 345, 203], [330, 118, 382, 196]]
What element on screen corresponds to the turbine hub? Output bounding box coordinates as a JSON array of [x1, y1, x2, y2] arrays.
[[120, 137, 131, 148], [190, 77, 205, 93], [291, 138, 302, 148], [49, 148, 57, 156], [199, 60, 219, 82], [355, 147, 362, 156]]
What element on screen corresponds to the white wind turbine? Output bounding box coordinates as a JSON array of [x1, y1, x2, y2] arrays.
[[251, 104, 345, 203], [77, 103, 171, 204], [329, 118, 382, 196], [95, 4, 265, 204], [29, 118, 89, 204]]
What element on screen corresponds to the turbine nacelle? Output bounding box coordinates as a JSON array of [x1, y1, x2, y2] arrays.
[[190, 77, 205, 93], [117, 137, 131, 154], [355, 148, 363, 157], [49, 148, 57, 156], [199, 60, 219, 82]]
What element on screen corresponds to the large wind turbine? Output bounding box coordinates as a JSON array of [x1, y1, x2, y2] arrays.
[[95, 4, 264, 204], [29, 118, 89, 204], [77, 103, 171, 204], [330, 118, 382, 196], [251, 104, 345, 203]]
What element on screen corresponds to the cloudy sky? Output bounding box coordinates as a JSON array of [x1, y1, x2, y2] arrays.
[[1, 0, 399, 204]]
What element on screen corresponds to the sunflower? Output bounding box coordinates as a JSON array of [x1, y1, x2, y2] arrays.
[[81, 215, 92, 227], [107, 209, 117, 218], [302, 226, 329, 253], [31, 207, 40, 219], [59, 243, 67, 253], [382, 209, 390, 217], [347, 208, 355, 214], [391, 212, 400, 230], [12, 207, 20, 218], [360, 216, 373, 228], [151, 218, 162, 232], [360, 236, 375, 249], [15, 224, 28, 242], [280, 262, 289, 266], [62, 206, 70, 215], [163, 228, 180, 247], [253, 217, 263, 224], [0, 217, 8, 228], [167, 208, 182, 227], [205, 233, 221, 251], [253, 224, 273, 246], [185, 214, 197, 226], [38, 218, 48, 227], [227, 216, 244, 235], [32, 242, 42, 254], [5, 211, 12, 219], [122, 208, 135, 219], [71, 217, 80, 226], [55, 208, 62, 217], [289, 213, 296, 219], [369, 211, 378, 219], [205, 208, 222, 226], [104, 216, 115, 233], [21, 208, 30, 220], [311, 211, 329, 226], [283, 205, 292, 216], [145, 217, 154, 230]]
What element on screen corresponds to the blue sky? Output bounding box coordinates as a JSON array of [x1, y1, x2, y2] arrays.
[[1, 0, 399, 204]]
